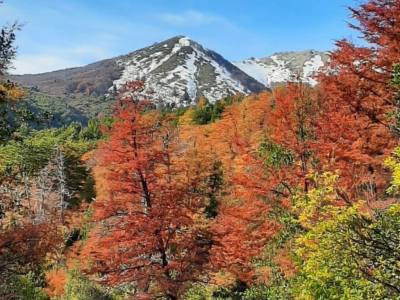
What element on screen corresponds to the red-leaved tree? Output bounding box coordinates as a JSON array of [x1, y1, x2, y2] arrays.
[[80, 82, 212, 300], [315, 0, 400, 199]]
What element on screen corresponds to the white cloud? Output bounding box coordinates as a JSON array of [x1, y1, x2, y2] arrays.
[[12, 54, 80, 74], [11, 45, 112, 74], [159, 10, 222, 27]]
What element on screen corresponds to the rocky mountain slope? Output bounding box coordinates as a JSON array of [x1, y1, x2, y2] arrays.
[[234, 50, 329, 87], [10, 36, 265, 106]]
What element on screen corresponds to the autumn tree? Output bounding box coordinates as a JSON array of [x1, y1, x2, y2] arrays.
[[80, 82, 212, 300], [199, 93, 282, 285], [267, 82, 321, 194], [314, 0, 400, 199], [0, 220, 61, 298]]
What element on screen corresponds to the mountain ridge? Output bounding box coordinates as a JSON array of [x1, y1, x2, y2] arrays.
[[10, 36, 265, 106], [8, 36, 330, 126], [10, 36, 330, 104]]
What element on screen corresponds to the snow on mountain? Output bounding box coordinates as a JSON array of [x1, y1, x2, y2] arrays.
[[234, 50, 329, 87], [111, 36, 265, 105]]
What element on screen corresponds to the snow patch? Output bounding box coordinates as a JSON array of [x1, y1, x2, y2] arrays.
[[303, 55, 324, 85], [234, 60, 269, 86], [235, 52, 327, 87], [112, 41, 187, 90], [178, 37, 191, 47]]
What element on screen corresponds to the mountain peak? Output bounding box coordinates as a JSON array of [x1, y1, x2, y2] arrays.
[[110, 35, 265, 105], [177, 36, 192, 47]]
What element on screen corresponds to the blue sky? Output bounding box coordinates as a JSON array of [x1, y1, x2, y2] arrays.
[[0, 0, 361, 74]]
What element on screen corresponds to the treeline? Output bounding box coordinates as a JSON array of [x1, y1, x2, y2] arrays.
[[2, 0, 400, 300]]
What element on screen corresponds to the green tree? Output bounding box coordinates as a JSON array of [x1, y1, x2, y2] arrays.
[[0, 271, 49, 300], [293, 173, 400, 299], [191, 98, 231, 125], [60, 271, 122, 300]]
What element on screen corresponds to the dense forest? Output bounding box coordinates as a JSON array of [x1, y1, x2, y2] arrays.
[[1, 0, 400, 299]]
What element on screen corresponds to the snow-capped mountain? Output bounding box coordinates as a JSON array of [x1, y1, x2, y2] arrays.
[[10, 36, 265, 106], [234, 50, 329, 87], [113, 36, 265, 105], [10, 37, 329, 110]]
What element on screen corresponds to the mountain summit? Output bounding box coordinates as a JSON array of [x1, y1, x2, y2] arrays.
[[112, 36, 265, 105], [10, 36, 265, 105]]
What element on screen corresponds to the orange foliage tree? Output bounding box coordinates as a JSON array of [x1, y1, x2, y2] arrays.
[[80, 82, 212, 300], [0, 221, 61, 289], [267, 83, 321, 193], [315, 0, 400, 199], [201, 94, 281, 283]]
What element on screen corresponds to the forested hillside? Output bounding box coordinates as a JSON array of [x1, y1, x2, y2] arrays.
[[1, 1, 400, 299]]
